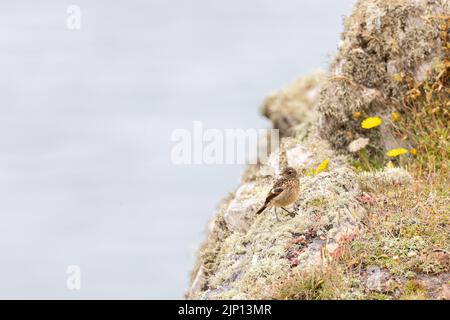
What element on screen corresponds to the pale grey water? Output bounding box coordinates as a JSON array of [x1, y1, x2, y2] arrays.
[[0, 0, 354, 298]]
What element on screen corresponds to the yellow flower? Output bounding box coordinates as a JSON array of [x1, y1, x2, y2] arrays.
[[391, 112, 399, 121], [386, 148, 408, 157], [410, 148, 417, 156], [315, 159, 329, 175], [361, 116, 382, 129], [353, 111, 361, 119]]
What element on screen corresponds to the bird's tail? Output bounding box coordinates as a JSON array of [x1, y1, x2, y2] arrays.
[[256, 205, 267, 215]]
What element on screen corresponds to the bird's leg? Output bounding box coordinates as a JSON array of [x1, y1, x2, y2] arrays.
[[273, 208, 280, 221], [281, 207, 297, 218]]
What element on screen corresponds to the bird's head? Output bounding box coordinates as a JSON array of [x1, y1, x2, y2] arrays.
[[281, 167, 297, 178]]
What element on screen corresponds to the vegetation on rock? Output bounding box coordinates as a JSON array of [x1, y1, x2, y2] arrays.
[[187, 0, 449, 300]]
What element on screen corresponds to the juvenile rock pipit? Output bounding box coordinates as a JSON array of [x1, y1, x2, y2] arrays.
[[256, 167, 300, 220]]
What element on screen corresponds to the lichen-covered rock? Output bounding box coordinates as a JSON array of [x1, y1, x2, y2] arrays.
[[187, 112, 375, 299], [186, 0, 448, 300], [188, 157, 366, 299], [261, 72, 325, 137], [222, 182, 261, 233], [318, 0, 447, 152], [357, 167, 412, 191]]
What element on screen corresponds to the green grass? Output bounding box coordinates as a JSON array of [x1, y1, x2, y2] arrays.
[[271, 266, 347, 300]]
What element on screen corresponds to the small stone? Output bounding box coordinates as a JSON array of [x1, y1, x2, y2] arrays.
[[223, 183, 258, 232]]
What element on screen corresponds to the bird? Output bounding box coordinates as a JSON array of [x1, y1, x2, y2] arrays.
[[256, 167, 300, 220]]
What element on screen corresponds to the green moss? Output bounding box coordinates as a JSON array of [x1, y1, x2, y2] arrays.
[[308, 196, 329, 208], [399, 280, 427, 300]]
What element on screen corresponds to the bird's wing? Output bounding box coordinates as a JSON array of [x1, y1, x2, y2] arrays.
[[263, 179, 285, 205], [272, 177, 287, 191]]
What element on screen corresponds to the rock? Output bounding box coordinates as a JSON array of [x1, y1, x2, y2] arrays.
[[357, 167, 412, 191], [188, 266, 206, 298], [286, 145, 313, 169], [318, 0, 446, 152], [223, 183, 259, 232], [261, 73, 325, 137]]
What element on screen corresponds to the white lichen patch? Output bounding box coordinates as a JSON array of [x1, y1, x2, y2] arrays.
[[348, 137, 370, 152], [357, 167, 412, 191]]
